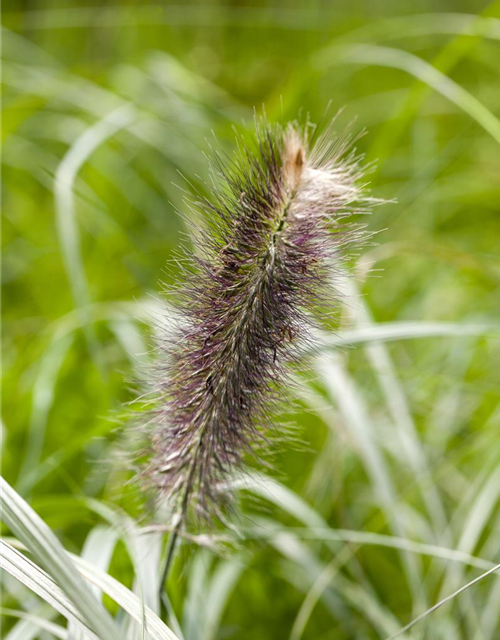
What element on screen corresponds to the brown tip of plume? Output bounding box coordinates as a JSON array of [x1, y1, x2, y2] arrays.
[[283, 127, 306, 193]]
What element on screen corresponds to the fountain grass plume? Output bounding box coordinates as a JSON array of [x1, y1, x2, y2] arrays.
[[142, 117, 372, 526]]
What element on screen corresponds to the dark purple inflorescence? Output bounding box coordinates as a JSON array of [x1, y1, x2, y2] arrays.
[[144, 119, 370, 523]]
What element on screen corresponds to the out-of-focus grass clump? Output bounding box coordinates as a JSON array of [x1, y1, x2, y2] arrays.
[[2, 1, 500, 639]]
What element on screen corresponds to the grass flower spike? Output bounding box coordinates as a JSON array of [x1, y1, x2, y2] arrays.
[[145, 118, 370, 524]]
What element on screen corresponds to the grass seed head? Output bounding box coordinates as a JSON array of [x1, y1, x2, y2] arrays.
[[140, 117, 372, 525]]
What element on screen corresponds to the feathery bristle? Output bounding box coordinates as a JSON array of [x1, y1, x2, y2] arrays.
[[141, 118, 371, 524]]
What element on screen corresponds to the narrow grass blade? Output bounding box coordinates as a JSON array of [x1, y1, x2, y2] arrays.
[[17, 333, 74, 494], [0, 541, 99, 640], [314, 354, 424, 607], [231, 472, 328, 529], [271, 529, 402, 638], [5, 534, 181, 640], [318, 44, 500, 145], [318, 321, 498, 349], [336, 275, 449, 538], [346, 13, 500, 43], [2, 606, 68, 640], [241, 524, 495, 571], [201, 560, 244, 640], [68, 526, 120, 640], [54, 104, 136, 366], [70, 553, 179, 640], [78, 498, 164, 615], [0, 477, 122, 640], [387, 562, 500, 639], [183, 550, 214, 640]]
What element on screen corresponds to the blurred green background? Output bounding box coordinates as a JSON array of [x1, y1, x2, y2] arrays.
[[2, 1, 500, 639]]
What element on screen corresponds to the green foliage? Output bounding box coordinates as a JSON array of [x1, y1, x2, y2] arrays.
[[2, 1, 500, 639]]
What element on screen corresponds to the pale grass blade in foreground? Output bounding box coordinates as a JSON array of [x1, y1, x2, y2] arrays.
[[0, 476, 121, 640], [67, 526, 120, 640], [0, 541, 99, 640], [3, 536, 181, 640], [2, 606, 68, 640], [70, 553, 179, 640]]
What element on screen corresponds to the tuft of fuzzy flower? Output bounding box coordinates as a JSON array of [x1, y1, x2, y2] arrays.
[[143, 118, 371, 523]]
